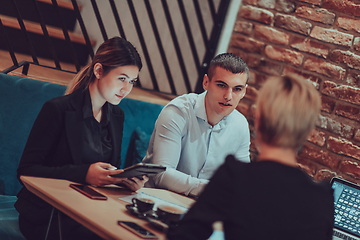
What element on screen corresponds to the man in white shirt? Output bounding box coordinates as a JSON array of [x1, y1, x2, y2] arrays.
[[142, 53, 250, 197]]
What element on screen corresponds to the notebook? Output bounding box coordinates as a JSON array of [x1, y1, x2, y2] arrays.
[[331, 177, 360, 240]]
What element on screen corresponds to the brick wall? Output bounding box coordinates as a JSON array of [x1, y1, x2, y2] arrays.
[[230, 0, 360, 184]]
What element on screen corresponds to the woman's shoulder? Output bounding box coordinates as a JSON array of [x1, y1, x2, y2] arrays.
[[222, 155, 248, 173], [41, 94, 71, 109], [110, 104, 125, 116]]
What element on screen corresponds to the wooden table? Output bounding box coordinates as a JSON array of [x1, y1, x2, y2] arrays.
[[20, 176, 195, 240]]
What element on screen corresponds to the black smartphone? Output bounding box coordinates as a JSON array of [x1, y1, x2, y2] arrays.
[[118, 221, 158, 239], [69, 184, 107, 200]]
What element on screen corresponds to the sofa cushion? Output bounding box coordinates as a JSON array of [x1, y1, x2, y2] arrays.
[[118, 99, 163, 169], [124, 127, 152, 168], [0, 195, 26, 239], [0, 74, 66, 196]]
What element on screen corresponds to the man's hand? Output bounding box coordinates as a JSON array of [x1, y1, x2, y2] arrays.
[[118, 176, 149, 191]]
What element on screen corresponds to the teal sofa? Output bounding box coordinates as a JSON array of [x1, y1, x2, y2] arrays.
[[0, 73, 164, 239]]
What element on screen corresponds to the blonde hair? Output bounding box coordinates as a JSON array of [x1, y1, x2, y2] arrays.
[[65, 37, 142, 95], [255, 74, 321, 150]]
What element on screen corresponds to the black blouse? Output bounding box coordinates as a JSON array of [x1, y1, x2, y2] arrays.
[[82, 89, 112, 164]]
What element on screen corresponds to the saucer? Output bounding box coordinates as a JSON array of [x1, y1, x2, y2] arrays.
[[125, 204, 157, 219]]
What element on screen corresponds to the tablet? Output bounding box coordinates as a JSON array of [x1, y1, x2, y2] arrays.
[[110, 163, 166, 179]]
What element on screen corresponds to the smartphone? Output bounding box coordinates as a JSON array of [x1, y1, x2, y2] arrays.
[[118, 221, 158, 239], [69, 184, 107, 200]]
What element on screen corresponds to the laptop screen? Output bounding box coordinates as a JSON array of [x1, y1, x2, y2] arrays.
[[331, 177, 360, 237]]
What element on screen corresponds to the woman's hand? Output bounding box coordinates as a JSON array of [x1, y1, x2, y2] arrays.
[[85, 162, 124, 186]]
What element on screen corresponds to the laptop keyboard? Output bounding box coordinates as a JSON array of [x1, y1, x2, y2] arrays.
[[334, 188, 360, 236], [333, 229, 358, 240]]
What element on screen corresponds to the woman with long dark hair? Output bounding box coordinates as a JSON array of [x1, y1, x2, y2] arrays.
[[15, 37, 148, 240]]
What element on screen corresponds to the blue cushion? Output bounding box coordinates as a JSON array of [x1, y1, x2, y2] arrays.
[[124, 127, 152, 168], [119, 99, 163, 169], [0, 195, 26, 240], [0, 74, 66, 196]]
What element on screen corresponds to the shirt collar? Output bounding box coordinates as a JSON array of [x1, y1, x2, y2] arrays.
[[194, 91, 228, 130], [194, 91, 207, 122], [83, 89, 110, 126]]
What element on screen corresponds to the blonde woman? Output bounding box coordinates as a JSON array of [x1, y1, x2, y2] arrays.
[[168, 75, 334, 240]]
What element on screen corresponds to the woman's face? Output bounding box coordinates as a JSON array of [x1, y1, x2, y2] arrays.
[[95, 65, 139, 106]]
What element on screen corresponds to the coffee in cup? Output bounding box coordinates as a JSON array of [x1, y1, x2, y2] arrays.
[[132, 197, 155, 213], [156, 205, 185, 224]]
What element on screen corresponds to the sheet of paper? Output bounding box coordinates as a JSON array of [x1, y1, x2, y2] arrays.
[[119, 191, 188, 213]]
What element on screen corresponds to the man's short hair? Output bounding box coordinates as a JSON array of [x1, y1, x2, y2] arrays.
[[207, 53, 249, 81], [256, 74, 321, 150]]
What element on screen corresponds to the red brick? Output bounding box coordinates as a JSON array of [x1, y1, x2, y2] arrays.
[[233, 21, 253, 35], [354, 129, 360, 142], [254, 25, 290, 45], [238, 5, 274, 24], [346, 69, 360, 87], [299, 0, 321, 5], [321, 96, 336, 113], [248, 70, 256, 85], [274, 13, 312, 35], [229, 34, 265, 54], [250, 71, 271, 86], [299, 144, 340, 169], [283, 66, 322, 89], [355, 37, 360, 52], [243, 0, 276, 9], [296, 157, 317, 177], [249, 104, 257, 119], [328, 136, 360, 161], [337, 17, 360, 34], [236, 101, 250, 116], [339, 160, 360, 179], [330, 50, 360, 71], [228, 47, 248, 62], [335, 104, 360, 122], [314, 168, 337, 183], [307, 129, 326, 146], [250, 126, 258, 154], [316, 114, 355, 139], [323, 0, 360, 17], [290, 36, 329, 59], [244, 85, 258, 101], [265, 45, 304, 66], [304, 57, 346, 80], [295, 6, 335, 25], [275, 0, 296, 13], [322, 81, 360, 105], [250, 152, 258, 162], [310, 26, 353, 47], [247, 55, 283, 76]]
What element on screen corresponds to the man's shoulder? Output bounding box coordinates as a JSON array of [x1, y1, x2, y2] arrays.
[[227, 109, 249, 127], [165, 93, 200, 112], [168, 93, 199, 106]]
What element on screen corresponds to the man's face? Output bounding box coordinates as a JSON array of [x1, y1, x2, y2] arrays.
[[203, 66, 247, 126]]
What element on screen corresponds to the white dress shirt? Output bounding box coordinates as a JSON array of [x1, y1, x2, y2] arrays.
[[142, 91, 250, 196]]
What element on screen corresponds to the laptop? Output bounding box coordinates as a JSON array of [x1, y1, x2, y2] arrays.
[[331, 177, 360, 240]]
